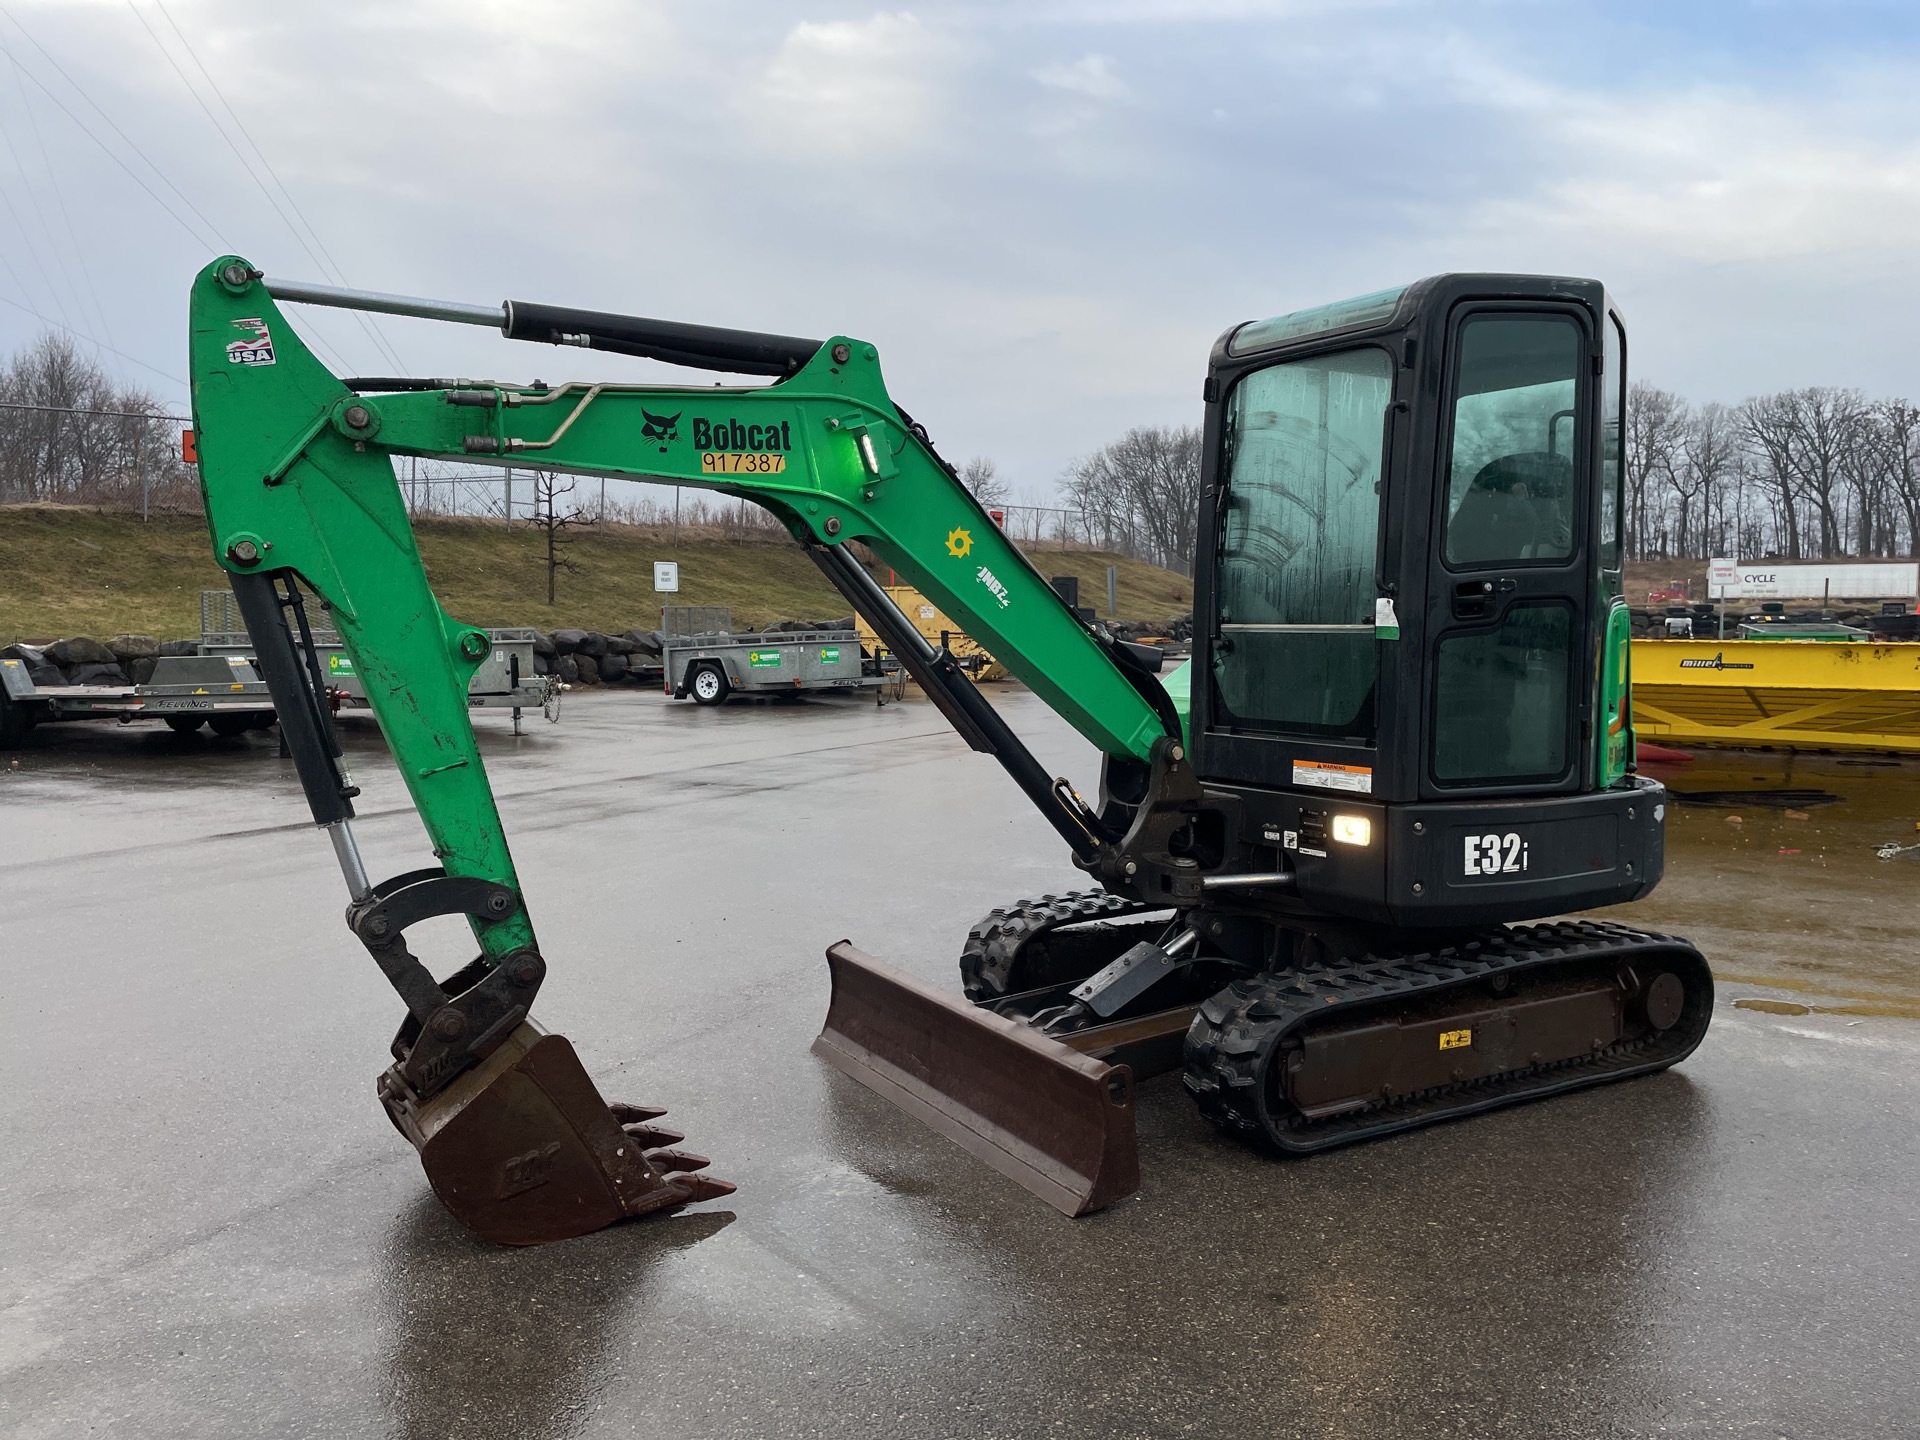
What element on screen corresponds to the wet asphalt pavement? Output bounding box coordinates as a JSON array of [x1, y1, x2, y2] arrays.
[[2, 688, 1916, 1439]]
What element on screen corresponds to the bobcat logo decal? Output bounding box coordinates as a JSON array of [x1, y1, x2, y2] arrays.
[[641, 409, 681, 452]]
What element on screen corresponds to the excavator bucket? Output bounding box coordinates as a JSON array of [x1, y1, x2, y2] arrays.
[[379, 1022, 735, 1246], [813, 942, 1139, 1217]]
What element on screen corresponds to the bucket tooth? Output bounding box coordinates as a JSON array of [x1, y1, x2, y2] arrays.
[[609, 1103, 669, 1124], [621, 1122, 687, 1149], [813, 941, 1139, 1217], [380, 1021, 732, 1246], [644, 1147, 714, 1172]]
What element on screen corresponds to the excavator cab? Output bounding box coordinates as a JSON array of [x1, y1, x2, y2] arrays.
[[1188, 275, 1649, 927]]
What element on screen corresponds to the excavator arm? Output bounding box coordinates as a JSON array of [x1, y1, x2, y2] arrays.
[[189, 257, 1192, 1237]]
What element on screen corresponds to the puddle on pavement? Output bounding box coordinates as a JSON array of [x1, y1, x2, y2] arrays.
[[1732, 998, 1813, 1016], [1599, 747, 1920, 1012]]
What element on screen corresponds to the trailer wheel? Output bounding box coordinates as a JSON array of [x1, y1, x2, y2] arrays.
[[690, 664, 730, 706], [164, 716, 206, 735], [0, 690, 34, 749], [208, 713, 255, 738]]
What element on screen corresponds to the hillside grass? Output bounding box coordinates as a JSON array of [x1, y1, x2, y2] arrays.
[[0, 504, 1192, 642]]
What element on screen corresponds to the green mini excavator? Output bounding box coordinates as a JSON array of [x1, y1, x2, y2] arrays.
[[187, 258, 1712, 1243]]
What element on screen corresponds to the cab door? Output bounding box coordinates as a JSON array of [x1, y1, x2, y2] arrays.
[[1424, 306, 1594, 797]]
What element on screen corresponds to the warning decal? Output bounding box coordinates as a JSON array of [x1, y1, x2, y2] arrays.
[[1292, 760, 1373, 794]]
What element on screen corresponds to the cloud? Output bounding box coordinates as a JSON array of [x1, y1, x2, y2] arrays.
[[743, 12, 953, 157], [1032, 53, 1129, 101]]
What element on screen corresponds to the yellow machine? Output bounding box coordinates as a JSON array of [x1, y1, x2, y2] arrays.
[[856, 583, 1007, 680], [1632, 639, 1920, 753]]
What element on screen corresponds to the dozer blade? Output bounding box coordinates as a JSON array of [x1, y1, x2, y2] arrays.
[[379, 1021, 734, 1246], [813, 941, 1139, 1217]]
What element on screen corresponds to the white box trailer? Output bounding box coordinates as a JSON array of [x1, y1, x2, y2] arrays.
[[1708, 561, 1920, 602]]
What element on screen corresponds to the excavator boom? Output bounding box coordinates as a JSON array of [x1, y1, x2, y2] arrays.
[[189, 257, 1177, 1235]]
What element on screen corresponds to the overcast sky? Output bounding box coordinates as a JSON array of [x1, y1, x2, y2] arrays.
[[2, 0, 1917, 501]]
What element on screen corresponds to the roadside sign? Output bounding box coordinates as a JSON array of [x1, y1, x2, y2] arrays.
[[653, 561, 680, 593], [1708, 558, 1739, 598]]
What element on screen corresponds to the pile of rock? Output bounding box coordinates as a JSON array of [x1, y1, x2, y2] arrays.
[[761, 616, 857, 634], [0, 635, 200, 688], [534, 629, 667, 686], [1106, 615, 1193, 645]]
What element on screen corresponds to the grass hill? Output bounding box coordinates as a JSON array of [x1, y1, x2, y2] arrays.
[[0, 504, 1192, 642]]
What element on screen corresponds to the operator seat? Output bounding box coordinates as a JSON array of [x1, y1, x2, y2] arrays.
[[1446, 451, 1573, 565]]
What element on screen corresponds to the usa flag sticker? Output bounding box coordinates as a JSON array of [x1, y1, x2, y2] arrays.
[[225, 317, 276, 367]]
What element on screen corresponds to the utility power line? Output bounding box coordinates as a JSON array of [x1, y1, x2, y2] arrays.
[[0, 6, 225, 252], [0, 399, 188, 422], [126, 0, 409, 376], [0, 290, 189, 389]]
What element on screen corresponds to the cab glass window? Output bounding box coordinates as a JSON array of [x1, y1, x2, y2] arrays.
[[1599, 314, 1625, 595], [1443, 316, 1580, 567], [1214, 347, 1393, 740], [1432, 601, 1573, 783]]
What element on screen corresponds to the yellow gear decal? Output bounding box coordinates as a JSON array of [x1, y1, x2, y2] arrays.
[[1438, 1028, 1472, 1050], [945, 527, 973, 558]]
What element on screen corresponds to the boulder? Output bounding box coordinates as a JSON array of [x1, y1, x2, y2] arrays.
[[159, 639, 201, 657], [65, 661, 128, 686], [598, 651, 629, 681], [532, 631, 557, 658], [108, 634, 159, 661], [556, 655, 580, 683], [573, 653, 601, 684], [130, 657, 158, 685], [532, 651, 553, 676], [27, 664, 64, 687], [551, 629, 589, 655], [1, 642, 51, 666], [577, 631, 610, 659], [622, 629, 664, 657], [46, 637, 115, 667], [604, 635, 638, 656]]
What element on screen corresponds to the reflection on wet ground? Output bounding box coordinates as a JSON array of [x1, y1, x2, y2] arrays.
[[1612, 748, 1920, 1013]]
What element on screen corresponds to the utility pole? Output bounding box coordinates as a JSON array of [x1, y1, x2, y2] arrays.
[[504, 466, 512, 529]]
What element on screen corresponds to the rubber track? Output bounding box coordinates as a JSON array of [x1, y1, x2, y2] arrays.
[[1183, 918, 1713, 1152], [959, 889, 1162, 1001]]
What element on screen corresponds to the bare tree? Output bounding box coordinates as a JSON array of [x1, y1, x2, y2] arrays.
[[957, 456, 1008, 507], [1877, 399, 1920, 558], [528, 470, 592, 605], [0, 330, 196, 512], [1624, 383, 1686, 558], [1671, 402, 1739, 558], [1062, 425, 1202, 575], [1740, 391, 1806, 559]]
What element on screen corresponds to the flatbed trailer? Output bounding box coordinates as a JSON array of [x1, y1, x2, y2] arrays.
[[661, 606, 893, 705], [0, 653, 275, 746], [197, 592, 554, 729]]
